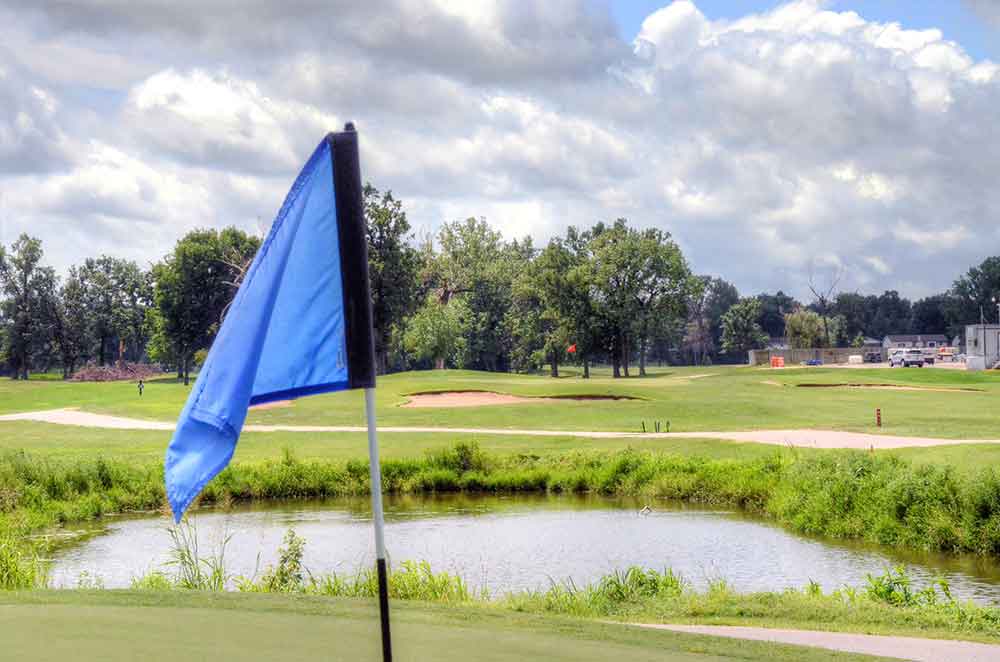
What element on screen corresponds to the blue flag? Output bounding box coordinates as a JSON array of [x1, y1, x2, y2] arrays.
[[165, 128, 375, 521]]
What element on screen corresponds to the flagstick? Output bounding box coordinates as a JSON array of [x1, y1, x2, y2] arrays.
[[365, 387, 392, 662]]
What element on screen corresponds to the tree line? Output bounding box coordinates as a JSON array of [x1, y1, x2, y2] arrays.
[[2, 186, 998, 379]]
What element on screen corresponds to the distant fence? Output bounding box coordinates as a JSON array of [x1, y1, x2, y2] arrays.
[[748, 347, 885, 366]]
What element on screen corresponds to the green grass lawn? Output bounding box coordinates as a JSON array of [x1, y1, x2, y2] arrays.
[[8, 419, 1000, 476], [4, 366, 1000, 438], [0, 590, 892, 661], [0, 420, 782, 463]]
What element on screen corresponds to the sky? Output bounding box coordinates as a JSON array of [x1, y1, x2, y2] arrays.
[[1, 0, 999, 300]]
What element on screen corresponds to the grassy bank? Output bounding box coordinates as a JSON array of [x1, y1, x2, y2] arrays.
[[4, 442, 1000, 563], [74, 525, 1000, 643]]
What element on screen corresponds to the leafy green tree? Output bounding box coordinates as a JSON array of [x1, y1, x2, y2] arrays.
[[721, 298, 768, 358], [756, 291, 799, 339], [48, 266, 93, 376], [0, 234, 56, 379], [425, 218, 522, 371], [951, 256, 1000, 329], [830, 292, 871, 340], [76, 256, 151, 365], [620, 226, 693, 376], [784, 308, 825, 349], [364, 184, 420, 374], [910, 294, 953, 335], [507, 238, 576, 376], [586, 220, 638, 377], [151, 228, 260, 385], [403, 298, 467, 369], [683, 276, 737, 365]]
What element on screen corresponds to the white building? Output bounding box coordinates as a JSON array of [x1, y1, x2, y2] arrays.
[[965, 325, 1000, 370]]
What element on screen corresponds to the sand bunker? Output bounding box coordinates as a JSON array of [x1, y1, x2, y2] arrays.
[[795, 383, 982, 393], [401, 391, 635, 408], [249, 400, 294, 410]]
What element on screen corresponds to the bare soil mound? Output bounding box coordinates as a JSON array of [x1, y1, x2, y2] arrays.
[[796, 383, 982, 393], [401, 391, 636, 408]]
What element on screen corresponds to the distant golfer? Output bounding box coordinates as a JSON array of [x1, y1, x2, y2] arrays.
[[137, 379, 144, 397]]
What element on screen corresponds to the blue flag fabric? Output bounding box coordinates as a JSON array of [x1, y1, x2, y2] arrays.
[[165, 136, 357, 521]]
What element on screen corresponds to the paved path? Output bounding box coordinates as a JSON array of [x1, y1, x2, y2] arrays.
[[1, 408, 999, 449], [632, 624, 1000, 662]]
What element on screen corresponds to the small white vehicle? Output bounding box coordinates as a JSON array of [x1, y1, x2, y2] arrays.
[[890, 348, 924, 368]]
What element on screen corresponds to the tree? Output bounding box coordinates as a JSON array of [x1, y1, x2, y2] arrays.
[[627, 227, 693, 376], [151, 228, 260, 385], [784, 309, 825, 349], [683, 276, 737, 365], [721, 298, 768, 358], [0, 235, 55, 379], [807, 266, 842, 348], [76, 256, 151, 365], [403, 298, 467, 369], [869, 290, 912, 338], [951, 256, 1000, 329], [910, 294, 953, 335], [364, 184, 420, 374], [830, 292, 869, 339], [507, 238, 573, 376], [557, 226, 602, 378], [756, 291, 799, 339], [586, 220, 638, 377], [49, 267, 93, 377], [424, 218, 522, 372]]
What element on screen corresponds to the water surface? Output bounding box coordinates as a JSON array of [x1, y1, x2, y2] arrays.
[[49, 494, 1000, 603]]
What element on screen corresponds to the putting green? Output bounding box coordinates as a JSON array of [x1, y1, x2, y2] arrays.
[[0, 591, 885, 661]]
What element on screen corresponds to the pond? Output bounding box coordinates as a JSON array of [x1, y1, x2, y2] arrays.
[[48, 494, 1000, 603]]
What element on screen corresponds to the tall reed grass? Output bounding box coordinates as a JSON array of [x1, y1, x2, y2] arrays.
[[5, 442, 1000, 565], [126, 525, 1000, 637]]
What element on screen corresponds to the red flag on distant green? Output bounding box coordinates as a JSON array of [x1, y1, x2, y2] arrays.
[[567, 344, 577, 354]]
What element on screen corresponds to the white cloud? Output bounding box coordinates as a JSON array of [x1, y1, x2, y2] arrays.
[[1, 0, 999, 301]]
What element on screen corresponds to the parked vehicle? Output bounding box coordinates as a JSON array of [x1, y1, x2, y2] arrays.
[[890, 348, 924, 367], [863, 351, 882, 363], [921, 347, 936, 365]]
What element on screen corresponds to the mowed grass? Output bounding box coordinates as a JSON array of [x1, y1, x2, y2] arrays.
[[8, 420, 1000, 477], [0, 420, 782, 464], [0, 590, 891, 662], [5, 365, 1000, 438]]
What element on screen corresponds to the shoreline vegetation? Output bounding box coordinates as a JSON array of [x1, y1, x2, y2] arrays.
[[4, 436, 1000, 644], [5, 442, 1000, 562], [29, 523, 1000, 642]]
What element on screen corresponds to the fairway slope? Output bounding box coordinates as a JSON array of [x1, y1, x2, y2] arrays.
[[5, 407, 1000, 449]]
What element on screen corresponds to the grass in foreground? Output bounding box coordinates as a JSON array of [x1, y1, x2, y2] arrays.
[[0, 590, 891, 662]]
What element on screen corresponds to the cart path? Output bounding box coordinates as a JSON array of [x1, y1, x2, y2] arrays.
[[630, 624, 1000, 662], [1, 408, 998, 449]]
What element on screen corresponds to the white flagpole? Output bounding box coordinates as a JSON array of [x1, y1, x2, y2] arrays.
[[365, 386, 392, 661]]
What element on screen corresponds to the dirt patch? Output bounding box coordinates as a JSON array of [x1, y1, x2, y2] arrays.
[[249, 400, 294, 410], [400, 391, 636, 408], [795, 383, 983, 393]]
